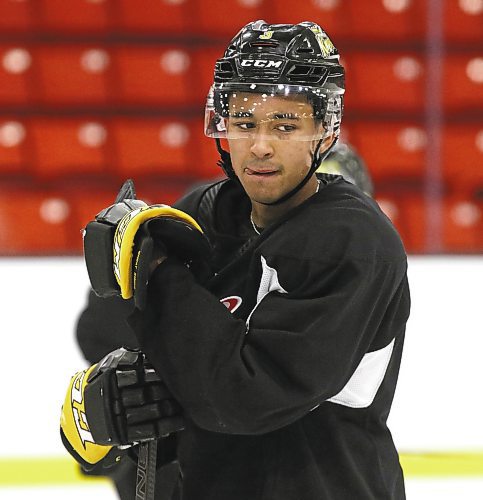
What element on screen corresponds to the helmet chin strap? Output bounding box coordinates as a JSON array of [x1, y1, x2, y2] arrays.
[[215, 137, 235, 178], [215, 136, 339, 206]]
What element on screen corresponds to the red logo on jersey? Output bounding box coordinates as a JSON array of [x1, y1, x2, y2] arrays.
[[220, 296, 242, 313]]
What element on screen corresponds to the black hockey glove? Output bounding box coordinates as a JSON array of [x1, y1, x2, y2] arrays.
[[83, 179, 211, 309], [60, 347, 184, 466], [83, 179, 146, 298]]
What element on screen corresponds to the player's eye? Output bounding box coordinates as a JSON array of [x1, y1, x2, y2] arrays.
[[234, 122, 256, 130], [275, 124, 297, 133]]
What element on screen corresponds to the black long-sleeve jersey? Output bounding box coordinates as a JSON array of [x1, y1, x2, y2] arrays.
[[120, 174, 410, 500]]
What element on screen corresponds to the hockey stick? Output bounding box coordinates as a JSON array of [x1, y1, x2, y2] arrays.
[[115, 180, 159, 499], [115, 178, 137, 203], [136, 440, 158, 500]]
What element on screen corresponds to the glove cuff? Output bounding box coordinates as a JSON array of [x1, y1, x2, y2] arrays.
[[60, 366, 113, 466]]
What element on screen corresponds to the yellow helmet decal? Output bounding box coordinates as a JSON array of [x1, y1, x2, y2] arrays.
[[259, 30, 274, 40], [310, 26, 336, 58]]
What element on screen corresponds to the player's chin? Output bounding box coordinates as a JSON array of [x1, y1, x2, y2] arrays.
[[246, 187, 284, 205], [242, 173, 282, 193]]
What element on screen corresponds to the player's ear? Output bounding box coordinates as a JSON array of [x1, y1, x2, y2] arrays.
[[310, 128, 334, 156], [319, 132, 336, 154]]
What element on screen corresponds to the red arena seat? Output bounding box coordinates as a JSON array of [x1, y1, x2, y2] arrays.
[[344, 51, 425, 114], [346, 121, 426, 184], [0, 0, 34, 34], [35, 45, 112, 107], [110, 118, 196, 179], [113, 46, 193, 108], [442, 124, 483, 194], [0, 46, 35, 107], [442, 54, 483, 111], [0, 187, 75, 254], [442, 195, 483, 252], [0, 119, 30, 176], [443, 0, 483, 42], [346, 0, 426, 42], [37, 0, 112, 34], [29, 118, 111, 179], [116, 0, 196, 35], [375, 192, 426, 254], [376, 191, 483, 254]]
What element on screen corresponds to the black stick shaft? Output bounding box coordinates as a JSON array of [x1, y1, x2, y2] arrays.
[[136, 441, 158, 500]]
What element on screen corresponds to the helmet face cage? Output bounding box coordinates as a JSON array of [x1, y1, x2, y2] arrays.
[[205, 20, 345, 146]]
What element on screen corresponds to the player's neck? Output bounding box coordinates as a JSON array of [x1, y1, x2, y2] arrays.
[[250, 176, 319, 230]]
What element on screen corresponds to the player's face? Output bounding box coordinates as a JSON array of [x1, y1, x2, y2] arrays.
[[226, 93, 329, 205]]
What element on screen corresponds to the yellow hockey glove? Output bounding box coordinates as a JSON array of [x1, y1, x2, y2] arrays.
[[60, 365, 119, 470], [60, 348, 184, 470]]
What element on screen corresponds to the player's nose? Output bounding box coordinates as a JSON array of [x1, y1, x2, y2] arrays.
[[250, 133, 274, 159]]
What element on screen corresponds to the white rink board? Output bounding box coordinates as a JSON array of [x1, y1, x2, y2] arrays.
[[0, 255, 481, 458], [0, 257, 90, 458], [389, 256, 483, 451]]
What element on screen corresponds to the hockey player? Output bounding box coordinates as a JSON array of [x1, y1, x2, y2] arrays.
[[72, 140, 376, 500], [62, 21, 409, 500]]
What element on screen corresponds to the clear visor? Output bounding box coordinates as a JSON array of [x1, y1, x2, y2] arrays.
[[205, 83, 329, 142]]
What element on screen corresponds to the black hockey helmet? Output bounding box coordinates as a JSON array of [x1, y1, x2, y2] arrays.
[[317, 142, 375, 197], [204, 20, 345, 204]]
